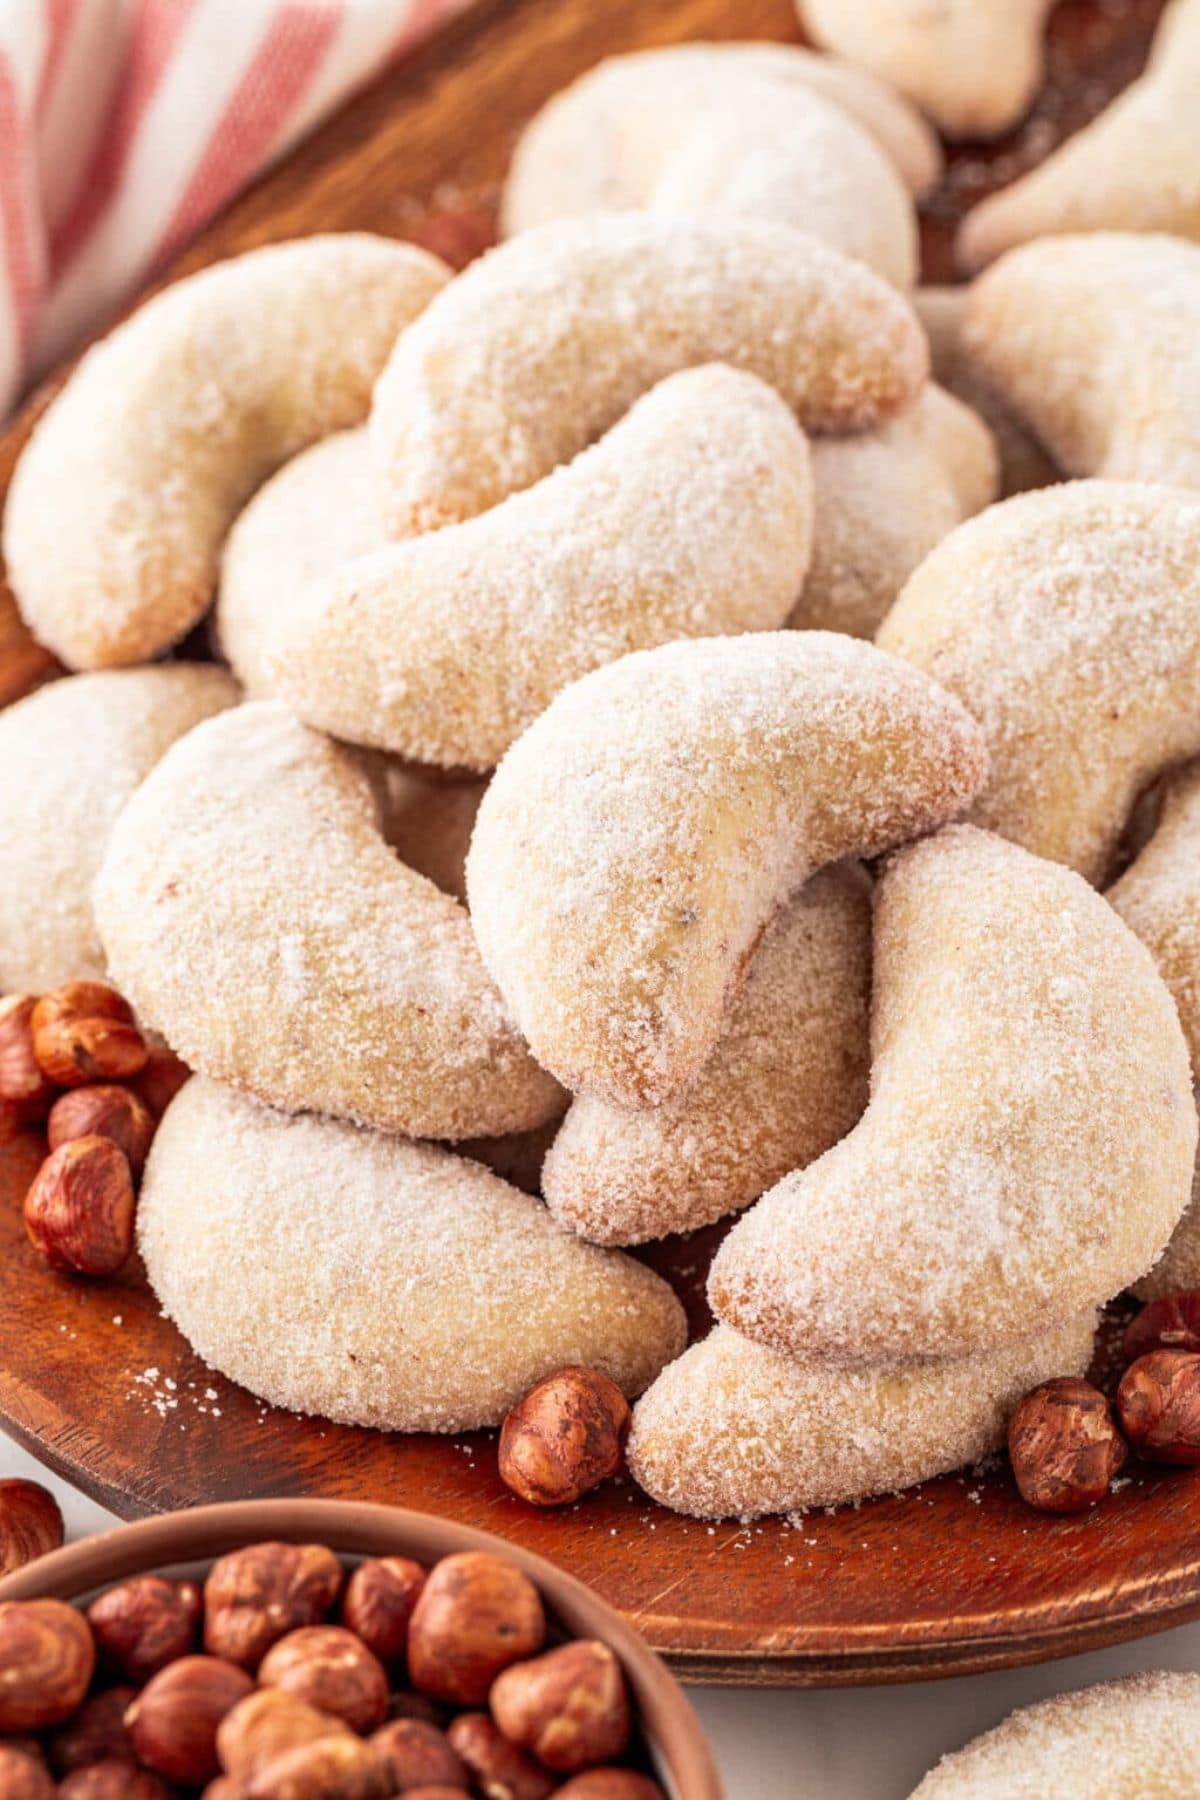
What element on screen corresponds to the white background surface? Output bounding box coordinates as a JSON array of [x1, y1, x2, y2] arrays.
[[6, 1438, 1200, 1797]]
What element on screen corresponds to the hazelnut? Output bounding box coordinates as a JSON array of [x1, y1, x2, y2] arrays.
[[403, 1791, 476, 1800], [24, 1136, 136, 1275], [204, 1542, 344, 1670], [0, 994, 55, 1120], [555, 1776, 666, 1800], [408, 1553, 545, 1706], [259, 1625, 389, 1734], [1007, 1376, 1127, 1512], [125, 1653, 255, 1786], [218, 1687, 352, 1783], [1117, 1349, 1200, 1464], [1123, 1289, 1200, 1361], [340, 1556, 427, 1668], [130, 1043, 192, 1117], [0, 1597, 95, 1730], [499, 1367, 630, 1507], [49, 1083, 156, 1172], [0, 1744, 54, 1800], [446, 1713, 556, 1800], [491, 1639, 631, 1773], [0, 1475, 64, 1575], [58, 1763, 173, 1800], [247, 1733, 388, 1799], [387, 1689, 445, 1727], [48, 1684, 137, 1772], [369, 1718, 468, 1790], [88, 1573, 202, 1681], [31, 981, 147, 1087]]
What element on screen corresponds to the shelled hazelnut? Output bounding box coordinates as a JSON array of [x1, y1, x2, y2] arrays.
[[130, 1043, 192, 1118], [204, 1542, 344, 1670], [30, 981, 147, 1088], [491, 1640, 631, 1773], [0, 1477, 64, 1576], [217, 1686, 352, 1784], [340, 1555, 426, 1669], [258, 1625, 389, 1733], [88, 1573, 202, 1682], [125, 1654, 255, 1786], [446, 1712, 556, 1800], [369, 1717, 468, 1790], [556, 1775, 667, 1799], [58, 1762, 173, 1799], [407, 1553, 545, 1705], [1117, 1349, 1200, 1465], [246, 1731, 389, 1799], [49, 1083, 156, 1173], [0, 994, 55, 1120], [0, 1598, 96, 1730], [23, 1136, 136, 1275], [499, 1367, 630, 1507], [1123, 1289, 1200, 1361], [48, 1683, 137, 1772], [0, 1744, 54, 1800], [1007, 1376, 1127, 1512]]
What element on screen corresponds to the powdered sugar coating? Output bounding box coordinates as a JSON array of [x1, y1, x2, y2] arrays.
[[709, 826, 1195, 1361], [140, 1078, 685, 1432], [93, 703, 561, 1140], [797, 0, 1055, 139], [958, 0, 1200, 271], [790, 383, 998, 638], [628, 1314, 1095, 1520], [220, 367, 814, 768], [963, 234, 1200, 491], [910, 1671, 1200, 1798], [504, 48, 919, 286], [542, 866, 871, 1245], [370, 214, 928, 536], [878, 481, 1200, 882], [467, 633, 987, 1109], [0, 666, 238, 991], [3, 235, 448, 669]]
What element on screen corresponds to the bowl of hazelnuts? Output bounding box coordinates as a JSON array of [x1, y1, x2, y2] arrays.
[[0, 1497, 721, 1799]]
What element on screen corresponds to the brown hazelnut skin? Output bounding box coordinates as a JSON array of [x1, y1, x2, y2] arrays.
[[1124, 1290, 1200, 1362], [0, 994, 56, 1120], [1117, 1349, 1200, 1465], [0, 1744, 54, 1800], [217, 1685, 352, 1783], [130, 1043, 192, 1118], [555, 1776, 667, 1800], [446, 1713, 556, 1800], [499, 1366, 630, 1507], [49, 1083, 156, 1172], [31, 981, 148, 1087], [0, 1597, 96, 1730], [369, 1717, 469, 1790], [491, 1639, 631, 1773], [403, 1790, 475, 1800], [87, 1573, 203, 1683], [245, 1732, 388, 1799], [259, 1625, 389, 1734], [0, 1475, 64, 1575], [1007, 1377, 1127, 1512], [204, 1542, 344, 1670], [24, 1136, 136, 1275], [48, 1684, 138, 1773], [125, 1653, 255, 1786], [339, 1556, 427, 1669], [408, 1552, 545, 1706], [58, 1763, 174, 1800]]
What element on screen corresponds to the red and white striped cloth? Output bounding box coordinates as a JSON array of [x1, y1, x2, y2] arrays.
[[0, 0, 471, 416]]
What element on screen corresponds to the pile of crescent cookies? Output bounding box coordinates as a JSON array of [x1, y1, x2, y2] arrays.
[[6, 0, 1200, 1548]]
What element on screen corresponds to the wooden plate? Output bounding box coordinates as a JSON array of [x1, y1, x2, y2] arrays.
[[0, 0, 1187, 1690]]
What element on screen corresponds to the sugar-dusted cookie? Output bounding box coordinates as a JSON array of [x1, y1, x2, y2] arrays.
[[467, 633, 986, 1109], [628, 1314, 1094, 1519], [0, 666, 238, 992], [910, 1672, 1200, 1798], [963, 234, 1200, 491], [959, 0, 1200, 271], [796, 0, 1055, 138], [504, 45, 920, 286], [370, 215, 928, 536], [709, 827, 1195, 1362], [94, 704, 562, 1141], [220, 367, 814, 768], [3, 236, 448, 670], [790, 384, 998, 638], [140, 1079, 685, 1433], [542, 866, 871, 1245], [877, 482, 1200, 882]]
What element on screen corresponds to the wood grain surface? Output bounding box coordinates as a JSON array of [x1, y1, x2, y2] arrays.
[[0, 0, 1186, 1689]]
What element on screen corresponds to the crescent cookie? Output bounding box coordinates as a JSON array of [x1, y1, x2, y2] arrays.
[[795, 0, 1055, 139], [93, 703, 562, 1141], [628, 1314, 1095, 1520], [220, 367, 814, 769], [959, 0, 1200, 271], [140, 1078, 686, 1433], [0, 666, 238, 992], [790, 384, 999, 638], [467, 633, 987, 1110], [504, 45, 920, 287], [370, 214, 928, 536], [877, 482, 1200, 882], [910, 1672, 1200, 1798], [3, 235, 449, 670], [962, 234, 1200, 491], [709, 826, 1195, 1362]]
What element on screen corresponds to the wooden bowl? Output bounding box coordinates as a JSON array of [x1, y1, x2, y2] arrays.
[[0, 1496, 723, 1799]]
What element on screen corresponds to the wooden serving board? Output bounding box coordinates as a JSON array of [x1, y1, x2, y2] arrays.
[[0, 0, 1186, 1689]]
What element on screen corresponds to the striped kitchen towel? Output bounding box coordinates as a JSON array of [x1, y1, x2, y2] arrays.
[[0, 0, 472, 415]]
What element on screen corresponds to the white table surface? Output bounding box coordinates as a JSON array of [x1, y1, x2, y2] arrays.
[[6, 1435, 1200, 1798]]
